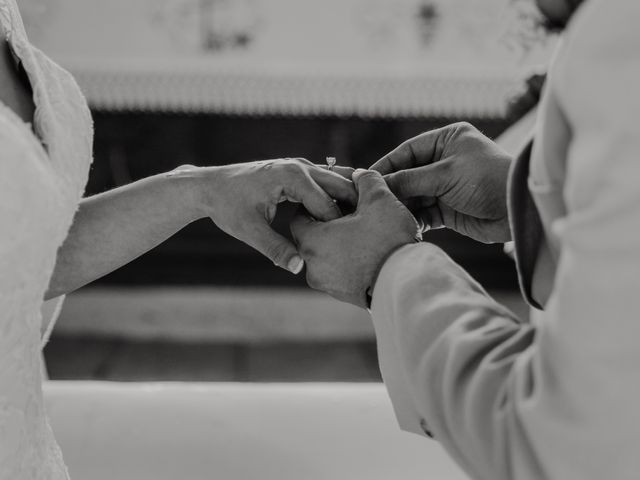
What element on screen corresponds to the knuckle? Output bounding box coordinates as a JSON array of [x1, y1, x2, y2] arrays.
[[288, 157, 306, 168], [441, 122, 477, 146], [278, 158, 298, 172], [399, 141, 414, 157], [397, 140, 420, 167], [287, 162, 307, 180], [452, 122, 483, 142], [454, 121, 474, 132], [369, 170, 384, 182], [293, 157, 313, 166]]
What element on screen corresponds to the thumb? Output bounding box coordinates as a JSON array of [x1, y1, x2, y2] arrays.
[[383, 162, 450, 200], [289, 210, 316, 246], [353, 169, 392, 207], [247, 222, 305, 274]]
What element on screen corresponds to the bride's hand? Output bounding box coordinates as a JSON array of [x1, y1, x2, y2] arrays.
[[188, 158, 357, 273]]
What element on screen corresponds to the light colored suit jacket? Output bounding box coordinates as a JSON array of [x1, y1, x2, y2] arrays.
[[370, 1, 640, 478]]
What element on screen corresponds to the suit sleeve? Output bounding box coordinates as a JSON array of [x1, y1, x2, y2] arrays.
[[370, 2, 640, 479], [371, 244, 537, 479]]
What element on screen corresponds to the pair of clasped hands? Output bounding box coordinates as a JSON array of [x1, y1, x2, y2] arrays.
[[197, 123, 512, 308]]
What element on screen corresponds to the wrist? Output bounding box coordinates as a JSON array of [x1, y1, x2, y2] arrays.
[[363, 239, 416, 307], [164, 164, 221, 222], [369, 242, 443, 304]]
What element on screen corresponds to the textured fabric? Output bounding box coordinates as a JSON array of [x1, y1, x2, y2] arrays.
[[371, 0, 640, 478], [0, 0, 93, 478]]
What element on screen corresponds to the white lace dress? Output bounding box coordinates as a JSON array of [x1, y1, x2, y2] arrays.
[[0, 0, 93, 478]]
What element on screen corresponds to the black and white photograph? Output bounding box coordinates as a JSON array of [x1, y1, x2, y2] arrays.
[[1, 0, 635, 479]]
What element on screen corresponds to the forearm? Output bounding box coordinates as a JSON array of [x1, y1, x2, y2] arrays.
[[46, 168, 205, 299], [371, 244, 535, 479]]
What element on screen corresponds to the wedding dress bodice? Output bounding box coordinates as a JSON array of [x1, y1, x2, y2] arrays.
[[0, 0, 93, 477]]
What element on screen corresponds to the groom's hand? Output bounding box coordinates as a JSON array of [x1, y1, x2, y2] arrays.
[[193, 158, 357, 274], [291, 170, 420, 308], [370, 122, 513, 244]]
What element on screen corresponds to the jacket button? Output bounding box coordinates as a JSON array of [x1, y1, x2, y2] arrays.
[[420, 418, 434, 438]]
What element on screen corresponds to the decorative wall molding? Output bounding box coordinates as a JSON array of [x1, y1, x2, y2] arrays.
[[68, 65, 520, 118]]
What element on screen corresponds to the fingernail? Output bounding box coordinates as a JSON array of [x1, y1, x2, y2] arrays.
[[287, 255, 304, 274]]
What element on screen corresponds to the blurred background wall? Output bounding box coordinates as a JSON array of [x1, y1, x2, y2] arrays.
[[21, 0, 552, 382]]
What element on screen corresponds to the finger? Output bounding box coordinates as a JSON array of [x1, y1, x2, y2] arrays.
[[246, 221, 305, 274], [289, 157, 313, 165], [286, 174, 343, 222], [438, 205, 511, 244], [289, 211, 316, 246], [383, 162, 451, 200], [287, 157, 351, 180], [370, 141, 419, 175], [352, 169, 393, 207], [308, 167, 357, 205], [369, 127, 448, 174], [291, 159, 355, 185], [317, 164, 356, 180]]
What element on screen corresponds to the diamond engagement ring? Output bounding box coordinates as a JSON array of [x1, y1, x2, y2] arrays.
[[326, 156, 337, 171]]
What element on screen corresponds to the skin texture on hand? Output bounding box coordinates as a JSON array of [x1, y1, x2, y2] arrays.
[[46, 159, 356, 299], [290, 169, 420, 308], [193, 158, 357, 274], [370, 122, 513, 244]]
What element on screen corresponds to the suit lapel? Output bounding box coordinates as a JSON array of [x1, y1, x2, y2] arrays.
[[508, 140, 544, 310]]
